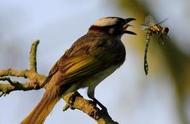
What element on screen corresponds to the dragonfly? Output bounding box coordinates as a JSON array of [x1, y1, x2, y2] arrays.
[[141, 15, 169, 75]]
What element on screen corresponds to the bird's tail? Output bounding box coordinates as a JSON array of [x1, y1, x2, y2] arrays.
[[21, 88, 60, 124]]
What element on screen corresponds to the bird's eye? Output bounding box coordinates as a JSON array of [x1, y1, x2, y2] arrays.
[[108, 28, 115, 34]]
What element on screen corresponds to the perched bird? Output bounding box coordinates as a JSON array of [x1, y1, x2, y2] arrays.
[[21, 16, 136, 124]]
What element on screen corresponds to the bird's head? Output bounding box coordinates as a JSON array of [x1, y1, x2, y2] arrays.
[[89, 17, 136, 36]]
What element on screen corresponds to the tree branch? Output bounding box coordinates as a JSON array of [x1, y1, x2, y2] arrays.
[[29, 40, 39, 72], [63, 92, 118, 124], [0, 40, 118, 124]]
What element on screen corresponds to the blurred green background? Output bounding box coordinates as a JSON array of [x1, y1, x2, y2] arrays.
[[0, 0, 189, 124]]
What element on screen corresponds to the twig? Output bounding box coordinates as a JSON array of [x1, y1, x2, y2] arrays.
[[29, 40, 39, 72], [0, 77, 39, 96]]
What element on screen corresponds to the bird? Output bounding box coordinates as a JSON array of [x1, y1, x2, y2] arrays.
[[21, 16, 136, 124]]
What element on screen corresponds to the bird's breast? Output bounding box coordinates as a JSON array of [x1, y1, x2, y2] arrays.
[[82, 65, 119, 88]]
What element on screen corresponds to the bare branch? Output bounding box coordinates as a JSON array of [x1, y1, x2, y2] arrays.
[[0, 77, 40, 96], [29, 40, 39, 72], [63, 92, 118, 124], [0, 69, 45, 82]]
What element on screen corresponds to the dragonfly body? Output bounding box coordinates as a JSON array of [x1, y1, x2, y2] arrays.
[[148, 24, 169, 35], [142, 16, 169, 75]]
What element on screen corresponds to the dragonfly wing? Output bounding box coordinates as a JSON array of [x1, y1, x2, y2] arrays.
[[157, 18, 168, 25], [141, 24, 149, 30], [144, 15, 156, 26]]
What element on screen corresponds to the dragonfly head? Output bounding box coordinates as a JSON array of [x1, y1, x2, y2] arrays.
[[162, 27, 169, 34]]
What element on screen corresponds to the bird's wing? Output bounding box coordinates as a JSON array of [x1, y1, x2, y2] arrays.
[[58, 41, 116, 83], [45, 35, 123, 86], [58, 55, 106, 82], [144, 15, 156, 26]]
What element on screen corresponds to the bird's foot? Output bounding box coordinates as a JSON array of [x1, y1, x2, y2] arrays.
[[63, 92, 81, 111], [91, 97, 108, 114], [99, 106, 109, 115]]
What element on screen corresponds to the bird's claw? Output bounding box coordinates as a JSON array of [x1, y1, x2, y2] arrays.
[[99, 106, 109, 115], [0, 91, 8, 97], [101, 106, 108, 113], [89, 100, 97, 107]]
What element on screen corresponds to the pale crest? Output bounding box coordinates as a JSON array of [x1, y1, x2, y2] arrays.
[[93, 17, 118, 27]]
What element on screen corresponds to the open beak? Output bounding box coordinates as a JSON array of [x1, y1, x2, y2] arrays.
[[123, 18, 136, 35]]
